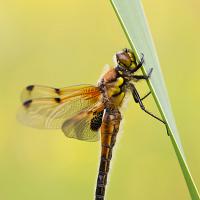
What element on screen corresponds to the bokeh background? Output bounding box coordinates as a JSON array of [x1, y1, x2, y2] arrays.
[[0, 0, 199, 199]]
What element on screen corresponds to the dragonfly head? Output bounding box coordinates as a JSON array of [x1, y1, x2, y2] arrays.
[[116, 48, 136, 70]]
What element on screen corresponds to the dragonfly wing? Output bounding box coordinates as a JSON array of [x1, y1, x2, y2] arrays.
[[17, 84, 102, 129], [20, 85, 59, 102], [62, 105, 104, 142], [20, 84, 98, 102]]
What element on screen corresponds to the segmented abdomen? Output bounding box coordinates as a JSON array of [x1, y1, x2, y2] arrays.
[[95, 108, 121, 200]]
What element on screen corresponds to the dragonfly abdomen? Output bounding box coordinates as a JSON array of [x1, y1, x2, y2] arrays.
[[95, 108, 121, 200]]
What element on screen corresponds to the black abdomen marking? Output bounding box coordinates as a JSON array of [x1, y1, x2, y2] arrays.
[[90, 111, 104, 131]]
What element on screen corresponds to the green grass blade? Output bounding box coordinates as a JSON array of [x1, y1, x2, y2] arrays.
[[110, 0, 200, 199]]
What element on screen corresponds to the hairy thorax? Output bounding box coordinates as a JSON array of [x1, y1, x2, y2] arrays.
[[99, 68, 126, 108]]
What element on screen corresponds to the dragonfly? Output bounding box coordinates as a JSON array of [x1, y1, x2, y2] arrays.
[[17, 48, 167, 200]]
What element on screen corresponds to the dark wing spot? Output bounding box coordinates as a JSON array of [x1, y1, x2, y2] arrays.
[[55, 88, 60, 94], [26, 85, 34, 91], [90, 111, 103, 131], [23, 99, 32, 108], [55, 97, 61, 103]]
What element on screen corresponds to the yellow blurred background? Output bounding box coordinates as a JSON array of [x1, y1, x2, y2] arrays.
[[0, 0, 199, 199]]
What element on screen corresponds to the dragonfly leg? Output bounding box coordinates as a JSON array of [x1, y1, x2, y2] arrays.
[[132, 90, 151, 103], [132, 68, 153, 80], [131, 53, 144, 72], [129, 83, 169, 135], [141, 91, 151, 101]]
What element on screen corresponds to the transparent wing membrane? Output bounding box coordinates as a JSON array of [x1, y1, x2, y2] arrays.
[[20, 84, 100, 102], [62, 110, 103, 142], [17, 84, 102, 131]]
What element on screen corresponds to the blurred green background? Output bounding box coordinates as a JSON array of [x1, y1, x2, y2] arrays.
[[0, 0, 199, 199]]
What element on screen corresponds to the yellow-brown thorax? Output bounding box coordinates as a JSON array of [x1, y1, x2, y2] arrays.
[[100, 68, 125, 107]]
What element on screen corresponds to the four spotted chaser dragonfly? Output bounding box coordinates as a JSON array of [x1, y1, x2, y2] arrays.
[[17, 48, 166, 200]]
